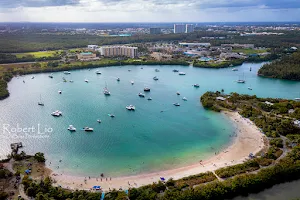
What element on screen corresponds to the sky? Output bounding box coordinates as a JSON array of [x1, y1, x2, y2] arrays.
[[0, 0, 300, 22]]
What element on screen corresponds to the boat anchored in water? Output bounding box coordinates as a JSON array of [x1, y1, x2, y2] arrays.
[[144, 87, 150, 92], [51, 110, 62, 117], [103, 83, 111, 95], [96, 70, 102, 74], [147, 97, 152, 101], [236, 73, 246, 83], [85, 79, 89, 83], [193, 84, 200, 88], [64, 71, 71, 74], [155, 69, 160, 72], [38, 94, 44, 106], [48, 74, 53, 78], [173, 103, 180, 106], [232, 68, 238, 71], [108, 114, 115, 118], [58, 90, 62, 94], [173, 69, 179, 72], [138, 93, 145, 97], [126, 105, 136, 110], [131, 80, 134, 85], [82, 127, 94, 132], [153, 76, 159, 81], [68, 125, 76, 132], [182, 97, 188, 101], [97, 119, 102, 123], [176, 91, 180, 95], [117, 77, 120, 81], [179, 72, 186, 75]]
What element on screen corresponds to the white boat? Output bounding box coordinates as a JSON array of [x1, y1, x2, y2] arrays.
[[193, 84, 200, 88], [108, 114, 115, 118], [38, 94, 44, 106], [68, 125, 76, 132], [173, 69, 179, 72], [97, 119, 102, 123], [144, 87, 150, 92], [237, 80, 245, 83], [155, 69, 160, 72], [131, 80, 134, 85], [51, 110, 62, 117], [126, 105, 136, 110], [85, 79, 89, 83], [58, 90, 62, 94], [96, 70, 102, 74], [31, 76, 35, 79], [295, 98, 300, 101], [103, 82, 111, 95], [48, 75, 53, 78], [153, 76, 159, 81], [179, 72, 186, 75], [82, 127, 93, 132], [147, 97, 152, 101], [182, 97, 188, 101], [69, 80, 74, 83], [232, 68, 238, 71], [176, 92, 180, 95], [173, 103, 180, 106], [64, 71, 71, 74], [138, 93, 145, 97], [248, 86, 252, 90], [117, 77, 120, 81]]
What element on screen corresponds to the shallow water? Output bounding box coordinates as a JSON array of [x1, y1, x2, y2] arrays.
[[0, 62, 299, 177]]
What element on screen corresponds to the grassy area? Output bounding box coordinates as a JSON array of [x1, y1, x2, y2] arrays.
[[14, 50, 62, 58], [12, 157, 50, 178], [232, 48, 269, 55]]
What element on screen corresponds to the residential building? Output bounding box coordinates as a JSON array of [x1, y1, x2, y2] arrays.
[[186, 24, 195, 33], [77, 52, 97, 60], [150, 28, 161, 34], [98, 46, 138, 58], [88, 45, 99, 50], [174, 24, 186, 34]]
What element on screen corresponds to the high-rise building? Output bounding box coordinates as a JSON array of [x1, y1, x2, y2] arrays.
[[186, 24, 195, 33], [150, 28, 161, 34], [174, 24, 186, 34], [98, 46, 138, 58]]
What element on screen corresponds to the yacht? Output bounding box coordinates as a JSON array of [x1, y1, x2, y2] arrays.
[[117, 77, 120, 81], [173, 69, 179, 72], [147, 97, 152, 101], [155, 69, 160, 72], [138, 93, 145, 97], [176, 92, 180, 95], [64, 71, 71, 74], [126, 105, 136, 110], [96, 70, 102, 74], [182, 97, 188, 101], [153, 76, 159, 81], [58, 90, 62, 94], [38, 94, 44, 106], [68, 125, 76, 132], [51, 110, 62, 117], [97, 119, 102, 123], [108, 114, 115, 118], [173, 103, 180, 107], [179, 72, 186, 75], [237, 73, 246, 83], [232, 68, 238, 71], [103, 82, 111, 95], [131, 80, 134, 85], [85, 79, 89, 83], [144, 87, 150, 92], [82, 127, 94, 132], [193, 84, 200, 88]]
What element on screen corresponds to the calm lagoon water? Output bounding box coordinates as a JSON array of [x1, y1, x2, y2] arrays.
[[0, 62, 300, 177]]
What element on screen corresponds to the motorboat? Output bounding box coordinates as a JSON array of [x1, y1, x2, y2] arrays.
[[173, 69, 179, 72], [85, 79, 89, 83], [58, 90, 62, 94], [97, 119, 101, 123], [248, 86, 252, 90], [155, 69, 160, 72], [31, 76, 35, 79], [193, 84, 200, 88], [173, 103, 180, 106], [68, 125, 76, 132], [144, 87, 150, 92], [48, 75, 53, 78], [295, 98, 300, 101], [108, 114, 115, 118], [117, 77, 120, 81], [63, 77, 67, 82], [232, 68, 238, 71], [147, 97, 152, 101], [69, 80, 73, 83], [138, 93, 145, 97], [131, 80, 134, 85], [51, 110, 62, 117], [153, 76, 159, 81], [96, 70, 102, 74], [82, 127, 93, 132], [176, 92, 180, 95], [103, 82, 111, 95], [64, 71, 71, 74], [38, 94, 44, 106], [182, 97, 188, 101], [126, 105, 136, 110], [179, 72, 186, 75], [237, 80, 245, 83]]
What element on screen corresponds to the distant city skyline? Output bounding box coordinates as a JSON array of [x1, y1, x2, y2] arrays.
[[0, 0, 300, 22]]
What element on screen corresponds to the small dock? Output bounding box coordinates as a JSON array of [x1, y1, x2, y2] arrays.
[[10, 142, 23, 155]]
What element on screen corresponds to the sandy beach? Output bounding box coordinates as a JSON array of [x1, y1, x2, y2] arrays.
[[51, 111, 266, 191]]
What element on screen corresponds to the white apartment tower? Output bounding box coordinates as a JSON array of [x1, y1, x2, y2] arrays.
[[186, 24, 195, 33], [174, 24, 186, 34], [99, 46, 138, 58]]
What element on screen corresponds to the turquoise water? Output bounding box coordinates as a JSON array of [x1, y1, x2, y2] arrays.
[[0, 62, 300, 177]]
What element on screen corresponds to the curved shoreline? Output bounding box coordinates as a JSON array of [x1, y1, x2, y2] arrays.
[[51, 111, 266, 191]]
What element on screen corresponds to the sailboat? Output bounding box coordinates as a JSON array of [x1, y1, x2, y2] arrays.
[[237, 73, 245, 83], [295, 93, 300, 101], [103, 82, 111, 95], [38, 94, 44, 106], [248, 85, 253, 90], [250, 67, 252, 71]]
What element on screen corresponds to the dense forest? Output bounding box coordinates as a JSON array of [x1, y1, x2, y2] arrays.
[[258, 52, 300, 81], [0, 30, 300, 53]]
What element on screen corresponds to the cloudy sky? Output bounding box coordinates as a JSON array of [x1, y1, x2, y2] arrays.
[[0, 0, 300, 22]]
